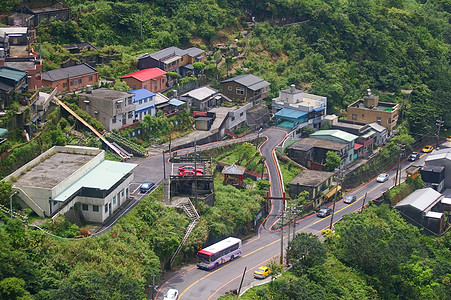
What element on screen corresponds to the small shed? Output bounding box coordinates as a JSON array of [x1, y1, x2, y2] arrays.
[[395, 188, 445, 234], [222, 163, 246, 185]]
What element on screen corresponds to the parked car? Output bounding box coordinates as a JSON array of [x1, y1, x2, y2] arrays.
[[343, 195, 357, 204], [422, 145, 433, 153], [164, 289, 179, 300], [408, 153, 420, 161], [178, 165, 195, 172], [376, 173, 389, 183], [140, 182, 155, 193], [254, 266, 271, 279], [317, 207, 332, 218], [178, 170, 203, 176]]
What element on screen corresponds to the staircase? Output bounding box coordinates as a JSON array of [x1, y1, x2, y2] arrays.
[[104, 132, 149, 157], [169, 199, 200, 267]]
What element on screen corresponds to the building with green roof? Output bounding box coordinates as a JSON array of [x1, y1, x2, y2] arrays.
[[310, 129, 358, 165], [0, 66, 28, 109]]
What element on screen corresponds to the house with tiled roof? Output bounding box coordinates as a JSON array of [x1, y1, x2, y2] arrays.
[[41, 63, 98, 92], [128, 89, 156, 121], [120, 68, 167, 93], [310, 129, 358, 165], [220, 74, 270, 108], [137, 46, 205, 76]]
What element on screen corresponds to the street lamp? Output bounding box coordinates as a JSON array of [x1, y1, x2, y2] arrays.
[[10, 191, 17, 219]]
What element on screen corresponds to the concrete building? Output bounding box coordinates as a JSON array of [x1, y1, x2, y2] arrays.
[[421, 148, 451, 192], [0, 27, 29, 46], [128, 88, 155, 121], [78, 88, 136, 131], [367, 122, 389, 146], [1, 56, 42, 90], [347, 90, 399, 131], [120, 68, 167, 94], [289, 169, 334, 208], [4, 146, 137, 224], [272, 84, 327, 132], [41, 63, 98, 92], [22, 2, 71, 28], [309, 129, 358, 165]]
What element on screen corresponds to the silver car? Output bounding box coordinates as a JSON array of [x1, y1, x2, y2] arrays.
[[376, 173, 389, 183], [343, 195, 357, 204]]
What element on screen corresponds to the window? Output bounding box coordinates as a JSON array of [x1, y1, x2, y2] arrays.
[[133, 85, 136, 89], [144, 98, 148, 103], [228, 86, 232, 91], [113, 196, 116, 205], [377, 116, 382, 123], [240, 112, 244, 117], [63, 82, 67, 87], [236, 87, 244, 95], [128, 97, 133, 105], [121, 189, 124, 197], [255, 100, 260, 106], [82, 204, 88, 211], [89, 76, 93, 81], [139, 100, 143, 105], [128, 111, 133, 119], [70, 80, 74, 86], [231, 116, 235, 121], [78, 79, 82, 84], [144, 85, 147, 89], [154, 81, 158, 90], [388, 117, 392, 123], [112, 116, 117, 123], [352, 114, 357, 120], [116, 102, 121, 109], [93, 205, 99, 212], [105, 204, 108, 213]]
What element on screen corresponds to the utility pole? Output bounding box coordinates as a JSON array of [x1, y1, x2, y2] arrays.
[[162, 150, 166, 179], [330, 167, 344, 230], [395, 144, 405, 186], [10, 191, 17, 218], [140, 5, 143, 41], [436, 117, 444, 149], [280, 211, 284, 265], [361, 192, 367, 213]]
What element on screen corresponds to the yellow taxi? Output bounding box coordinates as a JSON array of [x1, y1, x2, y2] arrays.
[[254, 266, 271, 279], [422, 145, 433, 153], [446, 136, 451, 141]]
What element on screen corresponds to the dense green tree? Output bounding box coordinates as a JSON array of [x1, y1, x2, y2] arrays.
[[287, 232, 326, 276], [325, 151, 341, 172]]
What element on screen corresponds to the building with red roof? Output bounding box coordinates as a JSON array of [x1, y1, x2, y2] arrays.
[[120, 68, 167, 93]]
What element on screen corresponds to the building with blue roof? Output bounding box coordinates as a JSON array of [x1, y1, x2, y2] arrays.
[[272, 84, 327, 132], [129, 88, 156, 121]]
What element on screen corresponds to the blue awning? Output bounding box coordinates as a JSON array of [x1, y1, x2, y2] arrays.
[[135, 106, 155, 113], [274, 108, 308, 120], [313, 106, 325, 112], [168, 99, 186, 106]]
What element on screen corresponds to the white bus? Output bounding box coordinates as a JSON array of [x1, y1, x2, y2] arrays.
[[197, 237, 242, 270]]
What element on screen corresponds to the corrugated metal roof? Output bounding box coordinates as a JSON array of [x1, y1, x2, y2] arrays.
[[368, 122, 387, 133], [182, 86, 217, 101], [274, 108, 308, 120], [53, 160, 137, 202], [120, 67, 166, 82], [42, 63, 97, 82], [168, 98, 185, 106], [149, 46, 186, 60], [0, 66, 27, 82], [129, 89, 155, 101], [310, 129, 358, 142], [395, 188, 442, 212], [185, 47, 204, 57], [425, 148, 451, 162], [221, 74, 270, 90], [0, 27, 27, 35]]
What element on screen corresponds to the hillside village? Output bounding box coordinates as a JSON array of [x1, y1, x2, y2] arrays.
[[0, 1, 450, 299]]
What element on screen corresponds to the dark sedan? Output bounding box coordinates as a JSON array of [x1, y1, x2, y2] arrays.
[[317, 207, 332, 218]]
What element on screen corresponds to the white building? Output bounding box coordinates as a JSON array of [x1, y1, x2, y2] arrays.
[[4, 146, 137, 223]]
